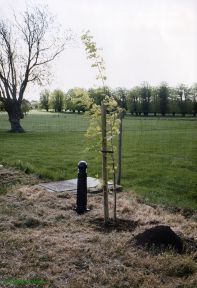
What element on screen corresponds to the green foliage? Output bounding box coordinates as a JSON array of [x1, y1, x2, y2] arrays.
[[31, 100, 39, 110], [176, 84, 191, 116], [125, 83, 197, 116], [150, 86, 159, 115], [89, 99, 120, 183], [168, 88, 180, 116], [113, 87, 128, 111], [191, 83, 197, 116], [86, 97, 121, 177], [21, 99, 32, 115], [65, 88, 91, 113], [0, 98, 5, 111], [81, 31, 122, 179], [141, 82, 151, 116], [88, 87, 110, 105], [50, 89, 65, 112], [81, 30, 107, 86], [82, 31, 123, 221], [40, 89, 50, 111], [127, 86, 142, 116], [159, 82, 169, 116]]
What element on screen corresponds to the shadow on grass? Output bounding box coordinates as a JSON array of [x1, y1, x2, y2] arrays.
[[89, 217, 139, 233]]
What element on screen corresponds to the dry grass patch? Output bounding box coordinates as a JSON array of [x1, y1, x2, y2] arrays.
[[0, 173, 196, 287]]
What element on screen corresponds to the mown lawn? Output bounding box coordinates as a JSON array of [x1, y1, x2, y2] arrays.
[[0, 111, 197, 210]]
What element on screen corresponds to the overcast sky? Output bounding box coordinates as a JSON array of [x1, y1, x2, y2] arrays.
[[1, 0, 197, 100]]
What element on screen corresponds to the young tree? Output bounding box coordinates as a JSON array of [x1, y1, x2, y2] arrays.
[[50, 89, 65, 112], [82, 31, 122, 223], [40, 89, 50, 111], [0, 6, 66, 132]]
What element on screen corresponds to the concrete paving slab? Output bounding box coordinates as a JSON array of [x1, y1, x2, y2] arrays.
[[38, 177, 101, 193], [38, 177, 122, 193]]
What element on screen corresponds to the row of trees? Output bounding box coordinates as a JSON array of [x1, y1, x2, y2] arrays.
[[127, 83, 197, 117], [39, 88, 89, 113], [39, 83, 197, 116]]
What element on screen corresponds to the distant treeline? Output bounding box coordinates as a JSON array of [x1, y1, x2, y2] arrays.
[[2, 82, 196, 117]]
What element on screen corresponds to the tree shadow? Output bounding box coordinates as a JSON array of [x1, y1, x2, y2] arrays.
[[89, 217, 139, 233]]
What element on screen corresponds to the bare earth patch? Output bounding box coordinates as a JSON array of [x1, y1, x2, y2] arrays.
[[0, 168, 196, 288]]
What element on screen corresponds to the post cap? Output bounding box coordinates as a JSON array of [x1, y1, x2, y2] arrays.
[[78, 161, 88, 170]]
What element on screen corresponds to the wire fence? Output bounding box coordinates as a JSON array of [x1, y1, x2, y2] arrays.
[[0, 110, 197, 209]]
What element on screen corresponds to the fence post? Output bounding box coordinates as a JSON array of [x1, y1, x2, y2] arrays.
[[76, 160, 88, 214], [101, 101, 109, 223], [117, 111, 123, 185]]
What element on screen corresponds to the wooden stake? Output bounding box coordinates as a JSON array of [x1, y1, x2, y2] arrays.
[[101, 101, 109, 223], [117, 111, 123, 185]]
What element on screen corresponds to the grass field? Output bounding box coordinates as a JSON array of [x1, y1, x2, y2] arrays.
[[0, 111, 197, 210]]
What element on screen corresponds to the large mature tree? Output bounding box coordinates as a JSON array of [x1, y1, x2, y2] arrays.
[[191, 83, 197, 116], [150, 86, 159, 116], [31, 100, 39, 110], [66, 88, 89, 113], [113, 87, 128, 111], [127, 86, 141, 116], [168, 88, 179, 116], [0, 6, 66, 132], [21, 99, 32, 115], [176, 84, 190, 117], [88, 87, 111, 105], [50, 89, 65, 112], [140, 82, 151, 116], [159, 82, 169, 116]]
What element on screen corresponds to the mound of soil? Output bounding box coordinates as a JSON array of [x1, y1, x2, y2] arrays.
[[135, 225, 183, 253]]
